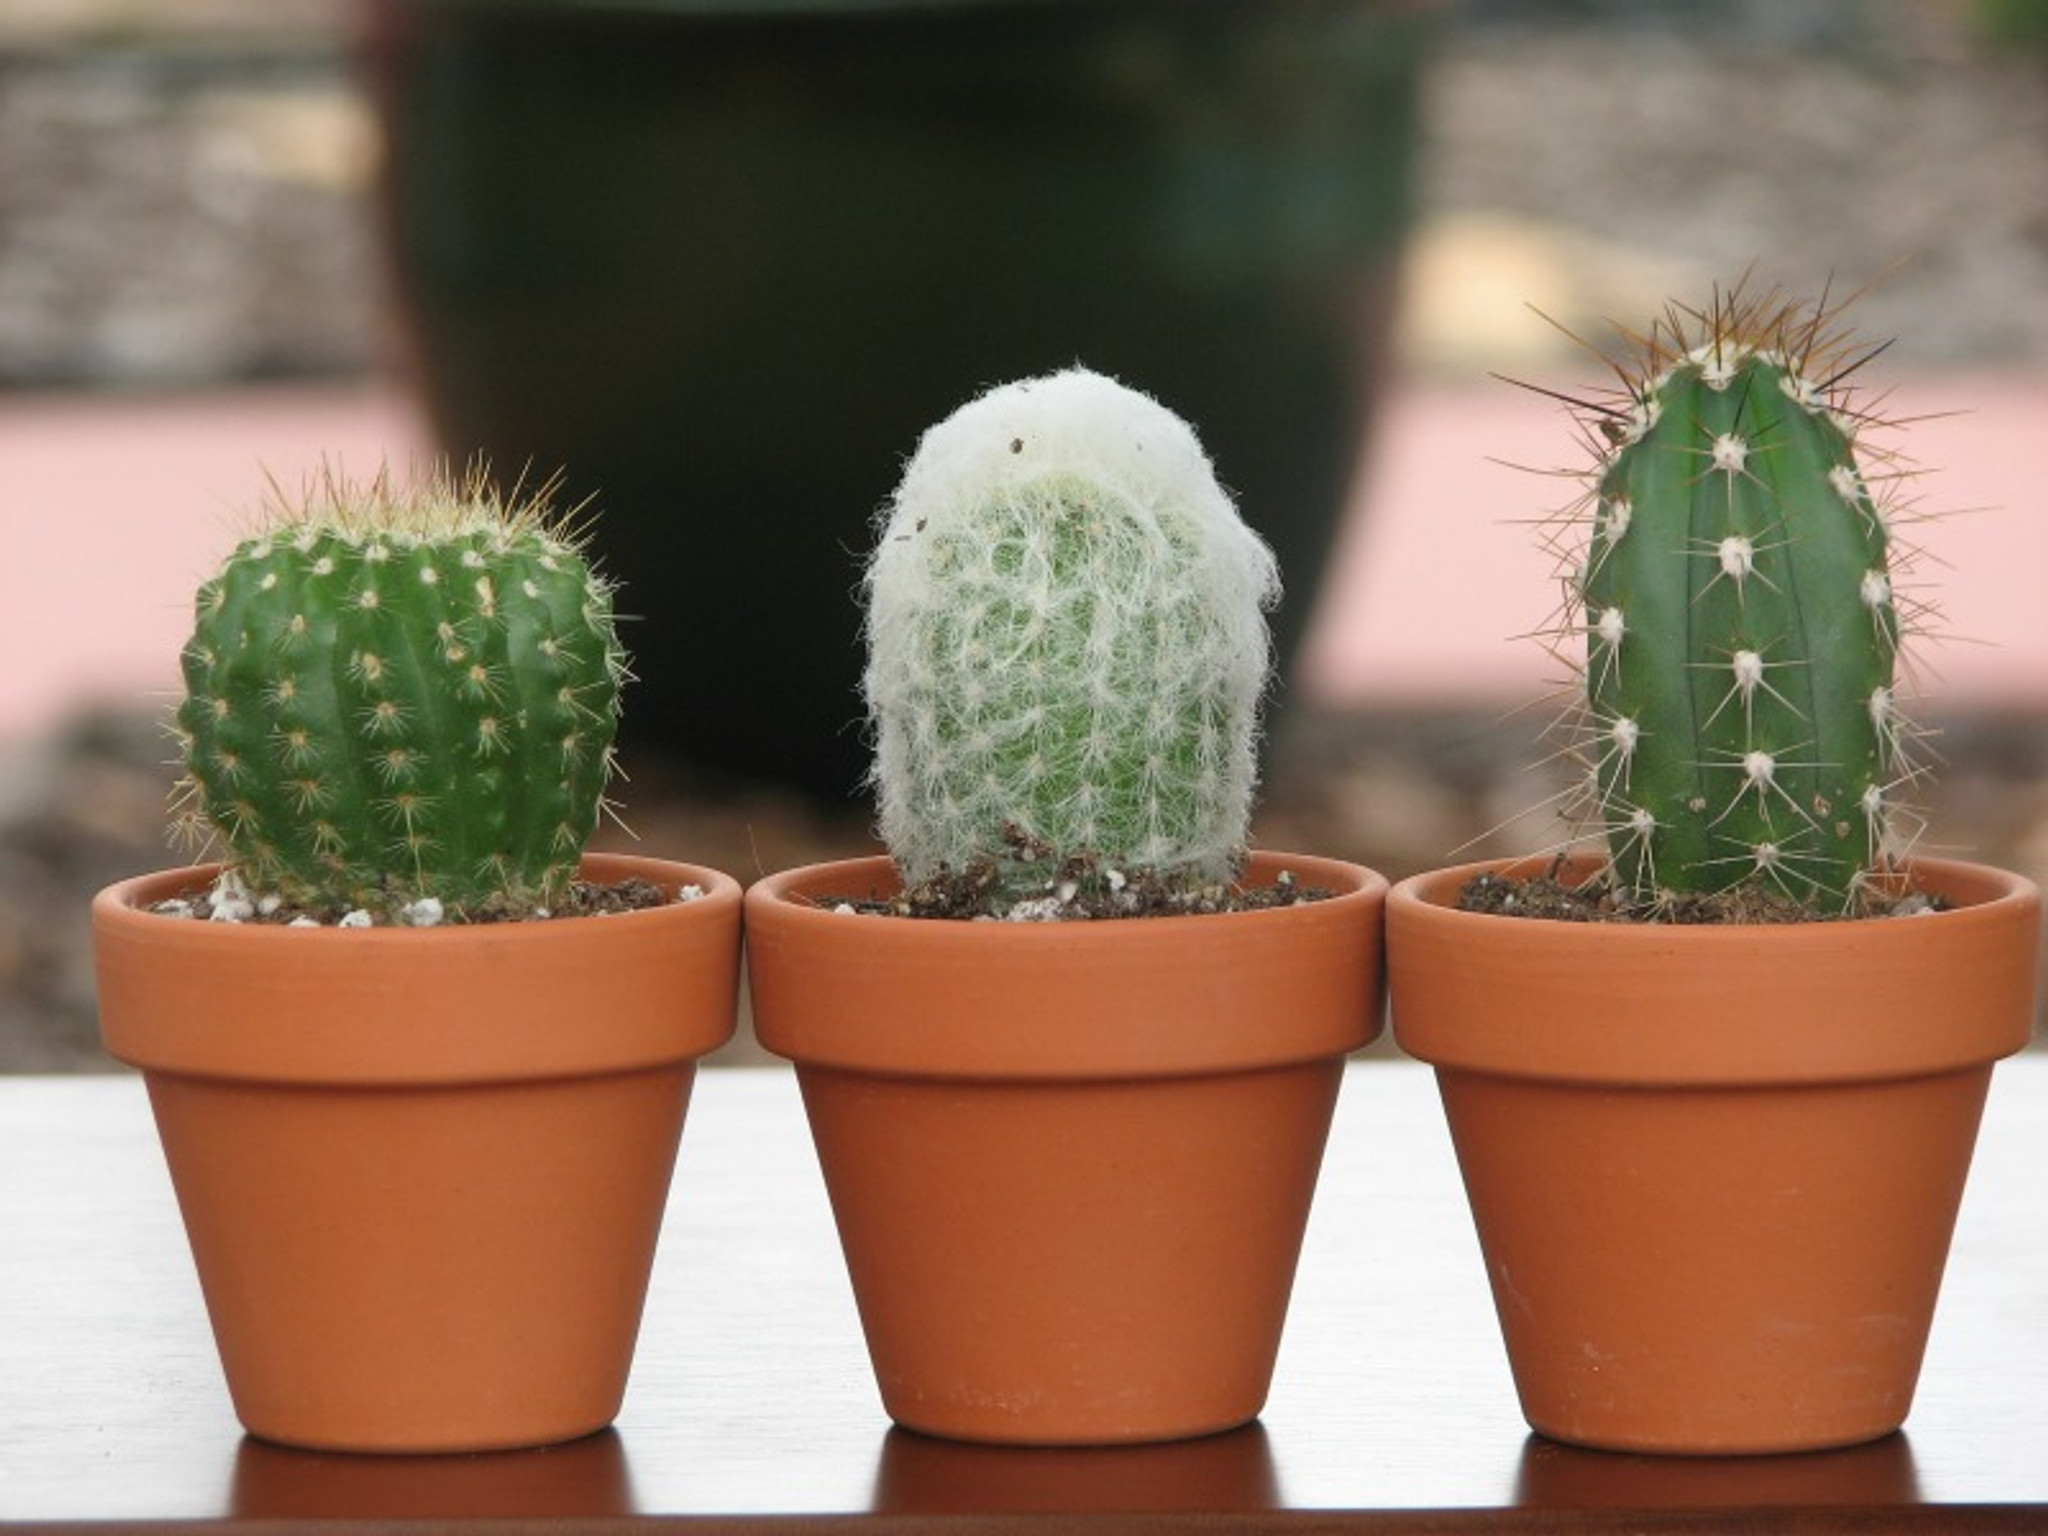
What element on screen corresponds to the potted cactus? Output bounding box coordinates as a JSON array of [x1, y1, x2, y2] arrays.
[[744, 367, 1388, 1446], [89, 468, 743, 1454], [1385, 284, 2041, 1455]]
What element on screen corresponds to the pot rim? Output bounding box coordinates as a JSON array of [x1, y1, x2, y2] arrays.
[[1386, 854, 2041, 1085], [92, 852, 743, 1084], [744, 850, 1387, 1079]]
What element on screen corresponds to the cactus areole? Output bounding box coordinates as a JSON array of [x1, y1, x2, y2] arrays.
[[864, 367, 1282, 912], [1558, 286, 1921, 915], [175, 469, 627, 918]]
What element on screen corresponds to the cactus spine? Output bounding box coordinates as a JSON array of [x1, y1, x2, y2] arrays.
[[1561, 285, 1919, 912], [175, 468, 626, 917], [865, 367, 1279, 903]]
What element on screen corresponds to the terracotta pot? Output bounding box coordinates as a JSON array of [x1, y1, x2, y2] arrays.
[[1388, 854, 2041, 1456], [92, 853, 742, 1454], [745, 851, 1386, 1445]]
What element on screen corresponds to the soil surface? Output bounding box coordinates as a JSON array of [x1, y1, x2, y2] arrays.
[[144, 872, 677, 928], [1453, 866, 1947, 925], [818, 835, 1332, 922]]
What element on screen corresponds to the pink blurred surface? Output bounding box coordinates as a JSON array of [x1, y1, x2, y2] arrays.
[[2, 387, 427, 741], [1299, 371, 2048, 714], [3, 374, 2042, 746]]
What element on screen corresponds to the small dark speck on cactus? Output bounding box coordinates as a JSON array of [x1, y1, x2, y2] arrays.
[[171, 465, 628, 918], [864, 366, 1280, 901], [1527, 281, 1934, 914]]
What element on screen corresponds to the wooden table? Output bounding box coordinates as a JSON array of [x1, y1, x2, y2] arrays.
[[5, 1059, 2046, 1530]]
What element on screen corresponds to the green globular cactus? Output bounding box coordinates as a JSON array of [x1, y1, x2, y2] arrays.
[[864, 367, 1280, 905], [174, 468, 626, 917], [1562, 285, 1921, 913]]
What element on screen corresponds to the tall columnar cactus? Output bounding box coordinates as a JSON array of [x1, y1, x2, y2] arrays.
[[864, 367, 1280, 900], [174, 468, 626, 916], [1559, 285, 1921, 912]]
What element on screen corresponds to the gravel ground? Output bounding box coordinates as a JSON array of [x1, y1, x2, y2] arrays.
[[0, 3, 376, 386], [5, 2, 2044, 388], [1402, 9, 2048, 376], [4, 0, 2046, 1067]]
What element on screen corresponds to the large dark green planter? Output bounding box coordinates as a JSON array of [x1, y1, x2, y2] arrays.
[[365, 0, 1433, 798]]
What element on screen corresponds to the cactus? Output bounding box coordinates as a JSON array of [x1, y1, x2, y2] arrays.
[[864, 367, 1280, 906], [173, 467, 627, 917], [1553, 283, 1922, 913]]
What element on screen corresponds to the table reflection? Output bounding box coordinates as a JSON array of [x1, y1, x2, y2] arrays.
[[231, 1427, 637, 1518], [872, 1421, 1280, 1514], [1515, 1431, 1922, 1509]]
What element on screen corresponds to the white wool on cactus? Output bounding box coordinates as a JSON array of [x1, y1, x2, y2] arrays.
[[864, 366, 1280, 890]]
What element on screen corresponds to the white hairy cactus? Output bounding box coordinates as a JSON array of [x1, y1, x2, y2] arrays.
[[864, 367, 1280, 895]]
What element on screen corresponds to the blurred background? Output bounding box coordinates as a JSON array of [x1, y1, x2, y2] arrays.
[[4, 0, 2045, 1067]]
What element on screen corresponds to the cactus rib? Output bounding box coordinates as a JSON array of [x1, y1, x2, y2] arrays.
[[174, 466, 626, 916], [1552, 283, 1924, 912], [864, 367, 1280, 903]]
